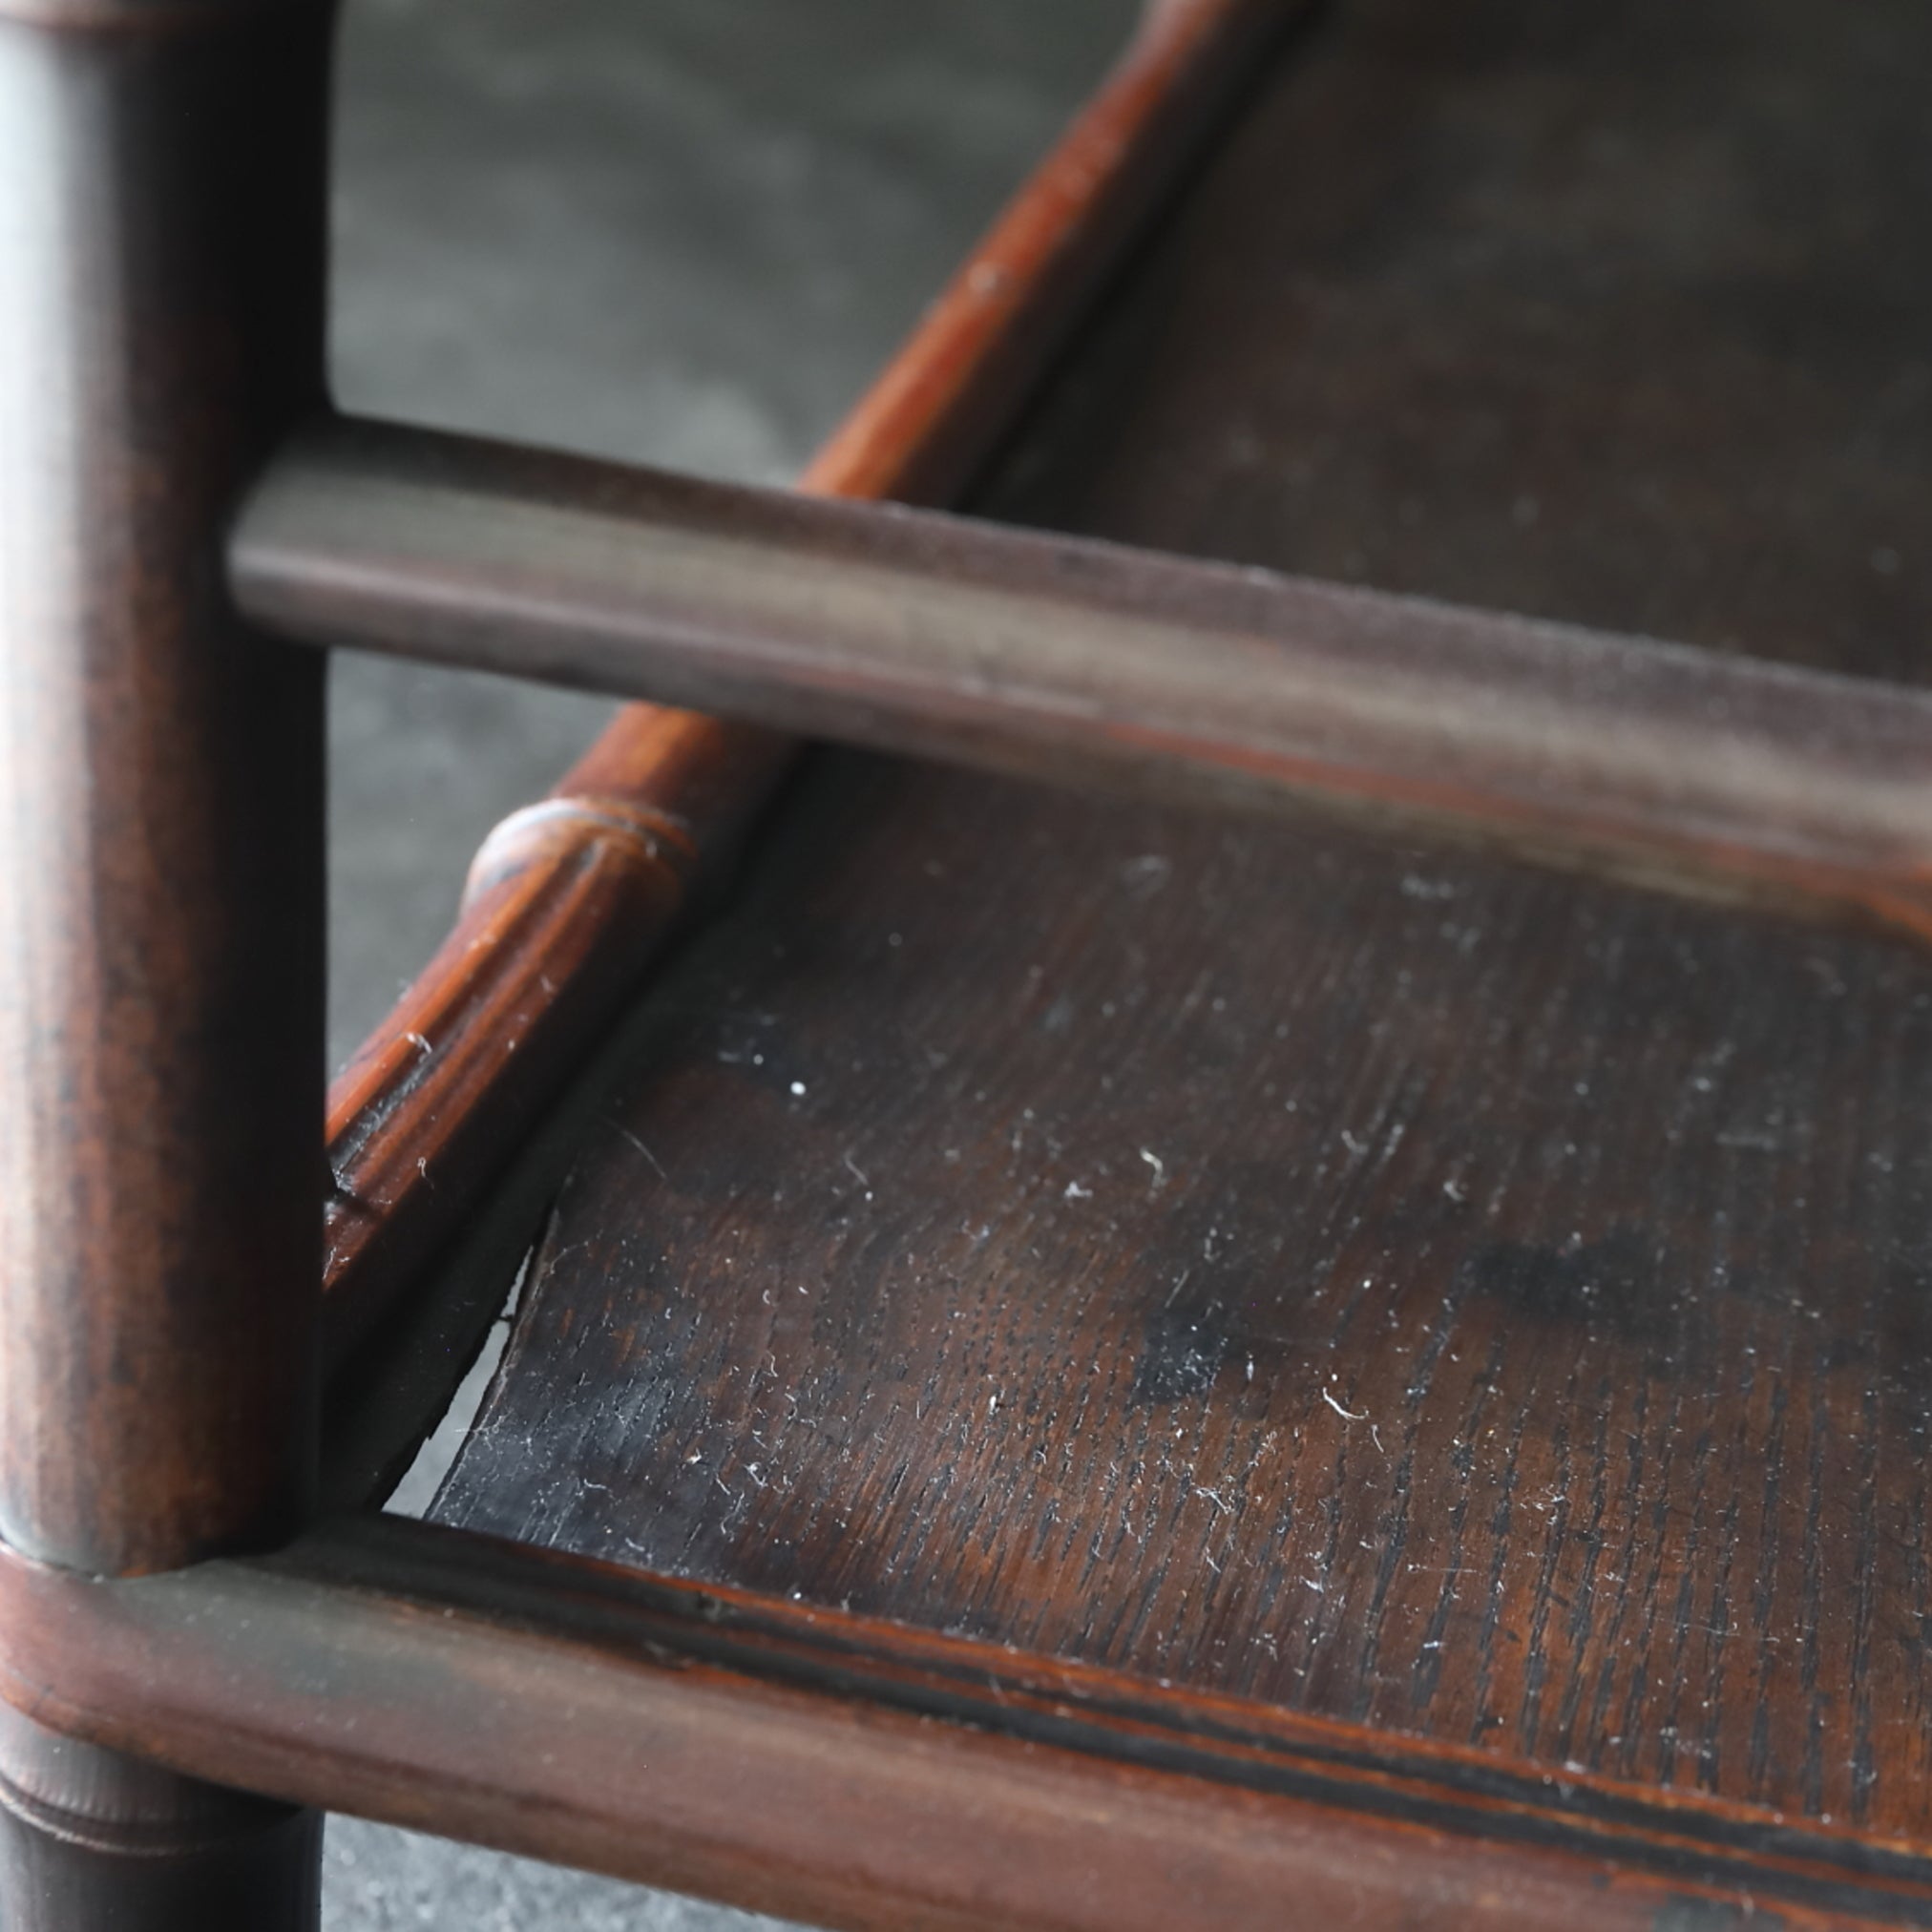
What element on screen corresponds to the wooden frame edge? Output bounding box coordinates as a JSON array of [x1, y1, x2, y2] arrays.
[[0, 1518, 1922, 1931]]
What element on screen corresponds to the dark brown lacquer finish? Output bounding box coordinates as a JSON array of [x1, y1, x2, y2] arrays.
[[0, 0, 330, 1584], [3, 0, 1926, 1923], [986, 0, 1932, 688], [0, 0, 330, 1919], [320, 710, 789, 1369], [236, 414, 1932, 950], [414, 0, 1932, 1920], [798, 0, 1298, 515], [313, 0, 1302, 1363], [440, 752, 1932, 1865], [0, 1705, 321, 1932], [2, 1514, 1924, 1932]]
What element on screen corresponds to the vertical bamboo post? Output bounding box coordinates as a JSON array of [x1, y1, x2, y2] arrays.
[[0, 0, 333, 1919]]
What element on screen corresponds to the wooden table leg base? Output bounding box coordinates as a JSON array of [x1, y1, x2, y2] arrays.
[[0, 1706, 319, 1932]]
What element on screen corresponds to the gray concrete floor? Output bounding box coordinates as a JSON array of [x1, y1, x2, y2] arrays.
[[323, 0, 1131, 1922]]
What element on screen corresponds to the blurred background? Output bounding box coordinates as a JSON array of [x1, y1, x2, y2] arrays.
[[325, 0, 1132, 1922]]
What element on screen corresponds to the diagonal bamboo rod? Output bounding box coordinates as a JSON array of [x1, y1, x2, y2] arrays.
[[304, 0, 1307, 1370]]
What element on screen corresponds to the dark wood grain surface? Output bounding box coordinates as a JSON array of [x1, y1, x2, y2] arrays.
[[438, 748, 1932, 1846], [430, 0, 1932, 1900], [976, 0, 1931, 682]]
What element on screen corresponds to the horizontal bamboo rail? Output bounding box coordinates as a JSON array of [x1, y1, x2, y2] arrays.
[[240, 414, 1932, 956]]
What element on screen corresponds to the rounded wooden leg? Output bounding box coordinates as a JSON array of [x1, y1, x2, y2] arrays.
[[0, 16, 330, 1927], [0, 1707, 320, 1932]]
